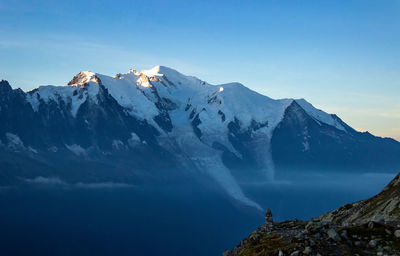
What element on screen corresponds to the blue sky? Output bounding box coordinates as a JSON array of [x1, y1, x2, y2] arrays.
[[1, 0, 399, 140]]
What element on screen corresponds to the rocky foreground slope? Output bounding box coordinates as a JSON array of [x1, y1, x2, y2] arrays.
[[225, 173, 400, 256]]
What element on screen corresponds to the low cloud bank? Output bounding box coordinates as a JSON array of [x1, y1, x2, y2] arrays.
[[23, 176, 134, 189], [25, 176, 67, 185], [240, 172, 397, 190], [75, 182, 132, 189]]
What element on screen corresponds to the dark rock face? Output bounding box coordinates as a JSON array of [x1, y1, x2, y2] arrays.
[[0, 80, 179, 185], [271, 101, 400, 172], [0, 81, 39, 146], [71, 83, 160, 149], [227, 118, 256, 166], [225, 174, 400, 256], [0, 80, 12, 93], [191, 113, 203, 139], [1, 81, 161, 151]]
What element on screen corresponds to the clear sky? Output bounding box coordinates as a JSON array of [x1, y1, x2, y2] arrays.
[[1, 0, 399, 141]]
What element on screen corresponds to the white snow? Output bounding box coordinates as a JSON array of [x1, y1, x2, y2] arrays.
[[127, 132, 141, 147], [6, 132, 23, 145], [68, 71, 96, 86], [95, 73, 159, 120], [112, 140, 125, 150], [197, 82, 292, 135], [26, 79, 99, 117], [22, 65, 350, 210], [141, 65, 202, 87], [296, 99, 346, 131], [5, 132, 25, 151], [25, 66, 347, 134], [65, 144, 86, 156], [28, 146, 38, 154], [302, 139, 310, 151]]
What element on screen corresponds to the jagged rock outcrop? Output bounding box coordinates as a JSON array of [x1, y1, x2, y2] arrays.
[[318, 173, 400, 227], [225, 173, 400, 256]]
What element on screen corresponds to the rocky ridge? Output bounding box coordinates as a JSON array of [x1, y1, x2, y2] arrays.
[[225, 174, 400, 256]]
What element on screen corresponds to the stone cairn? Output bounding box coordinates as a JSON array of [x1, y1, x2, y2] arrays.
[[265, 208, 274, 230]]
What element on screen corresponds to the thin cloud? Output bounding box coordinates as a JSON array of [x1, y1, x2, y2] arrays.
[[75, 182, 133, 189], [23, 176, 134, 189], [24, 176, 67, 185]]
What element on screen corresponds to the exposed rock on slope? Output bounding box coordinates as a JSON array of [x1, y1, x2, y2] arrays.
[[225, 173, 400, 256], [319, 173, 400, 227]]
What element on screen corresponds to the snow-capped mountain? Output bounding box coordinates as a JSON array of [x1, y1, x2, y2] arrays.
[[1, 66, 399, 209]]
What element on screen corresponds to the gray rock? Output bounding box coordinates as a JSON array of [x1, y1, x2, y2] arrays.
[[303, 246, 312, 254], [313, 232, 321, 239], [295, 233, 304, 239], [305, 221, 322, 233], [374, 216, 385, 223], [222, 250, 230, 256], [368, 239, 377, 248], [340, 230, 348, 239], [290, 251, 300, 256], [368, 221, 375, 229], [394, 229, 400, 238], [327, 229, 341, 242], [278, 250, 283, 256]]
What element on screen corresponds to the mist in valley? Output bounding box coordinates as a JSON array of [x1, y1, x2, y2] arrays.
[[0, 168, 395, 256]]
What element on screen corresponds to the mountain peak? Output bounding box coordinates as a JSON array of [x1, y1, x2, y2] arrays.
[[136, 65, 207, 90], [141, 65, 178, 77], [0, 80, 12, 93], [68, 71, 98, 87]]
